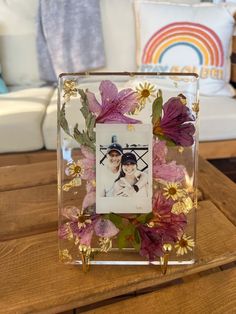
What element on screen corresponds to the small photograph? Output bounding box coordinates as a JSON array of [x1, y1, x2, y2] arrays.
[[96, 124, 152, 214]]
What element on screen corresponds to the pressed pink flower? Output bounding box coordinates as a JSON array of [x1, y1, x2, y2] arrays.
[[86, 80, 140, 124], [94, 218, 119, 238], [78, 224, 94, 246], [61, 206, 80, 222], [59, 206, 119, 246], [58, 222, 74, 240], [82, 190, 96, 209], [153, 161, 185, 182], [152, 139, 186, 182], [153, 139, 167, 165], [153, 97, 195, 147], [80, 145, 95, 181]]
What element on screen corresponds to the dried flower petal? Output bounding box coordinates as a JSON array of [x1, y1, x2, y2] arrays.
[[86, 80, 141, 124]]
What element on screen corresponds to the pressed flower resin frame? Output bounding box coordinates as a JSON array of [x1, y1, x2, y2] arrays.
[[58, 72, 199, 272]]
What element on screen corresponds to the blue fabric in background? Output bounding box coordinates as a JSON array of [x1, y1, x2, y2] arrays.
[[0, 76, 8, 93]]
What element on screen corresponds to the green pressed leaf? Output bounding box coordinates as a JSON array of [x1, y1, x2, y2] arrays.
[[59, 103, 72, 137], [78, 88, 96, 146], [73, 124, 85, 145], [152, 91, 163, 125], [87, 114, 96, 141], [157, 134, 176, 146], [73, 124, 96, 151], [117, 224, 135, 250], [136, 212, 153, 224], [108, 213, 123, 229], [78, 89, 90, 119], [133, 228, 141, 251], [117, 229, 128, 249]]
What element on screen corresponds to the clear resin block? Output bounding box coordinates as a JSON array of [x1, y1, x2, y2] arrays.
[[58, 72, 199, 268]]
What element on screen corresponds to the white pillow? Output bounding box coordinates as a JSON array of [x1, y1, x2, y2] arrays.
[[0, 0, 42, 86], [135, 1, 236, 96]]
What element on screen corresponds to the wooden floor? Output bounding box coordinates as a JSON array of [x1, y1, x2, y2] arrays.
[[0, 150, 236, 313]]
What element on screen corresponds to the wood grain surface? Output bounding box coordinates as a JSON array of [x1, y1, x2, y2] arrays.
[[199, 140, 236, 159], [0, 184, 58, 240], [0, 200, 235, 314], [0, 160, 57, 192], [0, 182, 85, 241], [0, 150, 56, 167], [198, 157, 236, 226], [86, 267, 236, 314]]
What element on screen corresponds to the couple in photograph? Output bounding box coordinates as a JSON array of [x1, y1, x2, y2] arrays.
[[101, 142, 148, 198]]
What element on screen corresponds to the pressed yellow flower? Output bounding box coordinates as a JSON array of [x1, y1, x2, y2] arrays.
[[175, 234, 195, 256], [127, 124, 135, 131], [178, 93, 187, 105], [59, 249, 72, 262], [163, 182, 185, 201], [99, 237, 112, 252], [65, 160, 84, 177], [171, 197, 193, 215], [63, 79, 77, 101], [77, 209, 92, 229], [62, 177, 82, 191], [64, 222, 74, 241], [136, 82, 156, 105]]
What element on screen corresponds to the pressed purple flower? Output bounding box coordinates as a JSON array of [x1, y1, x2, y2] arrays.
[[153, 97, 195, 147], [137, 224, 164, 261], [86, 80, 141, 124]]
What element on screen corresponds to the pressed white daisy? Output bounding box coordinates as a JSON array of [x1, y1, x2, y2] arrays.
[[175, 234, 195, 256], [77, 209, 92, 229], [65, 160, 84, 177], [163, 182, 185, 201], [136, 82, 156, 105]]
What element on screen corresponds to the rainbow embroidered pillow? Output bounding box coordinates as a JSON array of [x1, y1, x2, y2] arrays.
[[135, 1, 236, 96]]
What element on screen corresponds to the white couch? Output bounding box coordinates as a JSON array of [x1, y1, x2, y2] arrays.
[[0, 0, 236, 153]]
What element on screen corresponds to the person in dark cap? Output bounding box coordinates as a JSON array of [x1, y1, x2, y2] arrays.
[[100, 138, 123, 197], [113, 152, 148, 197]]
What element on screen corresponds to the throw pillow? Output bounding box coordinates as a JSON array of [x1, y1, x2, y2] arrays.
[[135, 1, 236, 96]]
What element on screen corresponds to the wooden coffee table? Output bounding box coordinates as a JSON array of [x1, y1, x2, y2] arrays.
[[0, 151, 236, 314]]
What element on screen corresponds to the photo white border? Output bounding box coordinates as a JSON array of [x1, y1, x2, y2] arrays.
[[96, 123, 152, 214]]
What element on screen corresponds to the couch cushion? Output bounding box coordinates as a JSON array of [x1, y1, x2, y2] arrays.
[[199, 95, 236, 141], [0, 0, 42, 86], [0, 86, 54, 153]]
